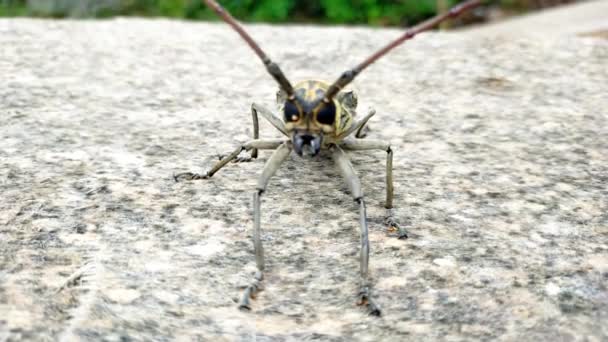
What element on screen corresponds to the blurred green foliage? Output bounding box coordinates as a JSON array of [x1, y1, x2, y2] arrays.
[[0, 0, 579, 25], [0, 0, 448, 25]]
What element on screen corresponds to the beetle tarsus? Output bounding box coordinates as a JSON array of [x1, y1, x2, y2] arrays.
[[218, 154, 255, 163], [355, 125, 370, 139], [358, 286, 382, 316], [238, 301, 252, 311], [233, 156, 254, 163], [238, 270, 264, 312], [385, 212, 408, 239], [173, 172, 209, 182]]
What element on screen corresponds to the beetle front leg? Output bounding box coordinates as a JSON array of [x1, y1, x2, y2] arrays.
[[174, 139, 285, 181], [332, 146, 381, 316], [355, 197, 381, 316], [238, 190, 264, 310], [239, 142, 292, 311]]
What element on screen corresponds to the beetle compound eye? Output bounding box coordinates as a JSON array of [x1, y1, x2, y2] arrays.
[[316, 103, 336, 125], [284, 101, 300, 122]]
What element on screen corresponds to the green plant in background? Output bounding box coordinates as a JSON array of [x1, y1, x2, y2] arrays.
[[251, 0, 294, 22], [182, 0, 448, 25], [0, 0, 448, 22], [0, 0, 584, 25], [319, 0, 357, 23], [0, 0, 27, 16]]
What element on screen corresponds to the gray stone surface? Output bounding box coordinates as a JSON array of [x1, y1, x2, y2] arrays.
[[1, 17, 607, 341], [466, 0, 608, 38]]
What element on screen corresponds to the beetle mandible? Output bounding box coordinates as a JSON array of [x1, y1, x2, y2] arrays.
[[175, 0, 484, 316]]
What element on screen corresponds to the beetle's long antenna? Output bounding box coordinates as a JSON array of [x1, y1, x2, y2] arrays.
[[203, 0, 295, 97], [324, 0, 483, 102]]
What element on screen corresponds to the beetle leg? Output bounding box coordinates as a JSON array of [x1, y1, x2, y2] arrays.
[[354, 108, 373, 139], [250, 103, 289, 160], [384, 147, 407, 239], [250, 104, 260, 159], [355, 125, 370, 139], [336, 109, 376, 140], [239, 190, 264, 311], [173, 139, 285, 181], [239, 142, 292, 311], [340, 139, 408, 239], [331, 146, 381, 316], [252, 103, 289, 136], [215, 154, 255, 163]]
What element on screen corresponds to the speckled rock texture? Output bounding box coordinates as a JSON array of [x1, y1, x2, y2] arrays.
[[1, 18, 607, 341]]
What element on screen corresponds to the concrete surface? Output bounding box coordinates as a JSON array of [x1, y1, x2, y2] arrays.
[[1, 12, 607, 342], [466, 0, 608, 37]]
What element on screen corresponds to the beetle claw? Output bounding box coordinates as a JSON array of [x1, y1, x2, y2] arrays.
[[385, 216, 408, 239], [173, 172, 209, 182], [233, 156, 253, 163]]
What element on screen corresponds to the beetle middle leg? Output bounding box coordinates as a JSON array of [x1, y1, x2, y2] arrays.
[[340, 139, 408, 239], [174, 139, 285, 181], [332, 146, 382, 316], [238, 142, 292, 311]]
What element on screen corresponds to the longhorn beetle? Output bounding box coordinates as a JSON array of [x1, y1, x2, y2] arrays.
[[175, 0, 484, 316]]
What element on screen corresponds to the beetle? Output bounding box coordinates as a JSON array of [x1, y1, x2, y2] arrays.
[[175, 0, 484, 316]]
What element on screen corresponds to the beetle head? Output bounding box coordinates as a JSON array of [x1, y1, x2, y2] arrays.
[[277, 85, 338, 157], [284, 98, 336, 157]]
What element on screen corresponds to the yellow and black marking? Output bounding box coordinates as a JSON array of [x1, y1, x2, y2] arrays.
[[281, 80, 354, 138]]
